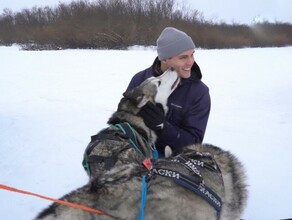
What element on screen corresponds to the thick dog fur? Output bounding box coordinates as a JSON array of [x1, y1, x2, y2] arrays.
[[35, 144, 247, 220], [35, 69, 248, 220]]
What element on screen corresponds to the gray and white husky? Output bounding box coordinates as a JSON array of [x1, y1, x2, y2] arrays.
[[35, 69, 247, 220]]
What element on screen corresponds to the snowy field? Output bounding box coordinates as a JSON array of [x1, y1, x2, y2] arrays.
[[0, 45, 291, 220]]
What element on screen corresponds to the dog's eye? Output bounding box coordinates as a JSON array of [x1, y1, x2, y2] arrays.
[[157, 81, 161, 86]]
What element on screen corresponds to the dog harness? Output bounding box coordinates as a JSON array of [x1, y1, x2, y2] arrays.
[[82, 122, 158, 176], [114, 122, 158, 159], [142, 152, 223, 218]]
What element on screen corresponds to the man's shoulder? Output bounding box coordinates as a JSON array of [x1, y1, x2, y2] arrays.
[[181, 78, 209, 93], [126, 66, 153, 91], [134, 66, 153, 78], [191, 80, 209, 98], [131, 66, 153, 84]]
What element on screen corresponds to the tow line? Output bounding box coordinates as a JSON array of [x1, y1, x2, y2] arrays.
[[0, 184, 113, 217]]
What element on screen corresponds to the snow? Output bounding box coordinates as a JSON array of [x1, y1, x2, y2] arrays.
[[1, 45, 292, 220]]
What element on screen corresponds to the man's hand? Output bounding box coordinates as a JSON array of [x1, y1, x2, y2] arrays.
[[139, 102, 165, 132]]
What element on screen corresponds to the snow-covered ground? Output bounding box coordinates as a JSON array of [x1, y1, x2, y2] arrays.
[[0, 45, 291, 220]]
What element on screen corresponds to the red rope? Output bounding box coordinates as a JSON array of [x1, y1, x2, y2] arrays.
[[0, 183, 111, 216]]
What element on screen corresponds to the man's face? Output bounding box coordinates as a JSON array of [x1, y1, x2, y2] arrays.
[[164, 49, 195, 78]]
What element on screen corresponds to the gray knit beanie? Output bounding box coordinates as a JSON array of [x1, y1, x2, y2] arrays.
[[156, 27, 195, 61]]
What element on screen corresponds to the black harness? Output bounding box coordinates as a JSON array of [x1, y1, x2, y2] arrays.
[[82, 122, 156, 176], [147, 152, 223, 216], [83, 123, 223, 216]]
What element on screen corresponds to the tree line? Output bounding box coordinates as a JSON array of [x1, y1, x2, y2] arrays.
[[0, 0, 291, 50]]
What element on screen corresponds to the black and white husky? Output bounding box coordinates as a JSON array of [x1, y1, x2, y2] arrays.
[[35, 69, 247, 220]]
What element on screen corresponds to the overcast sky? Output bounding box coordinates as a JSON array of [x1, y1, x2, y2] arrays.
[[0, 0, 291, 24]]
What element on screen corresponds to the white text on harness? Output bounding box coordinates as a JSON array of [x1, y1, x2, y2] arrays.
[[152, 168, 180, 179]]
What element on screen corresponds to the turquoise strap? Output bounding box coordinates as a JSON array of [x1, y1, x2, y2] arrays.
[[138, 175, 148, 220]]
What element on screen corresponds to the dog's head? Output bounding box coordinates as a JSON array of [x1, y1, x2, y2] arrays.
[[122, 68, 180, 114], [108, 68, 180, 144]]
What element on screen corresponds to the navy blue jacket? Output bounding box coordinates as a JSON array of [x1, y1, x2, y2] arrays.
[[126, 57, 210, 155]]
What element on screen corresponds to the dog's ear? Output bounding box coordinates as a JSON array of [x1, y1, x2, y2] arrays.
[[123, 90, 151, 108], [123, 90, 142, 105]]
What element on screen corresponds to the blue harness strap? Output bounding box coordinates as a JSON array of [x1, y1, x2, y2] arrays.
[[152, 148, 159, 159], [138, 175, 148, 220], [115, 122, 159, 159], [114, 123, 144, 155]]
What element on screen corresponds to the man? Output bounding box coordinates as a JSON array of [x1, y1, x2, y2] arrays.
[[126, 27, 210, 156]]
